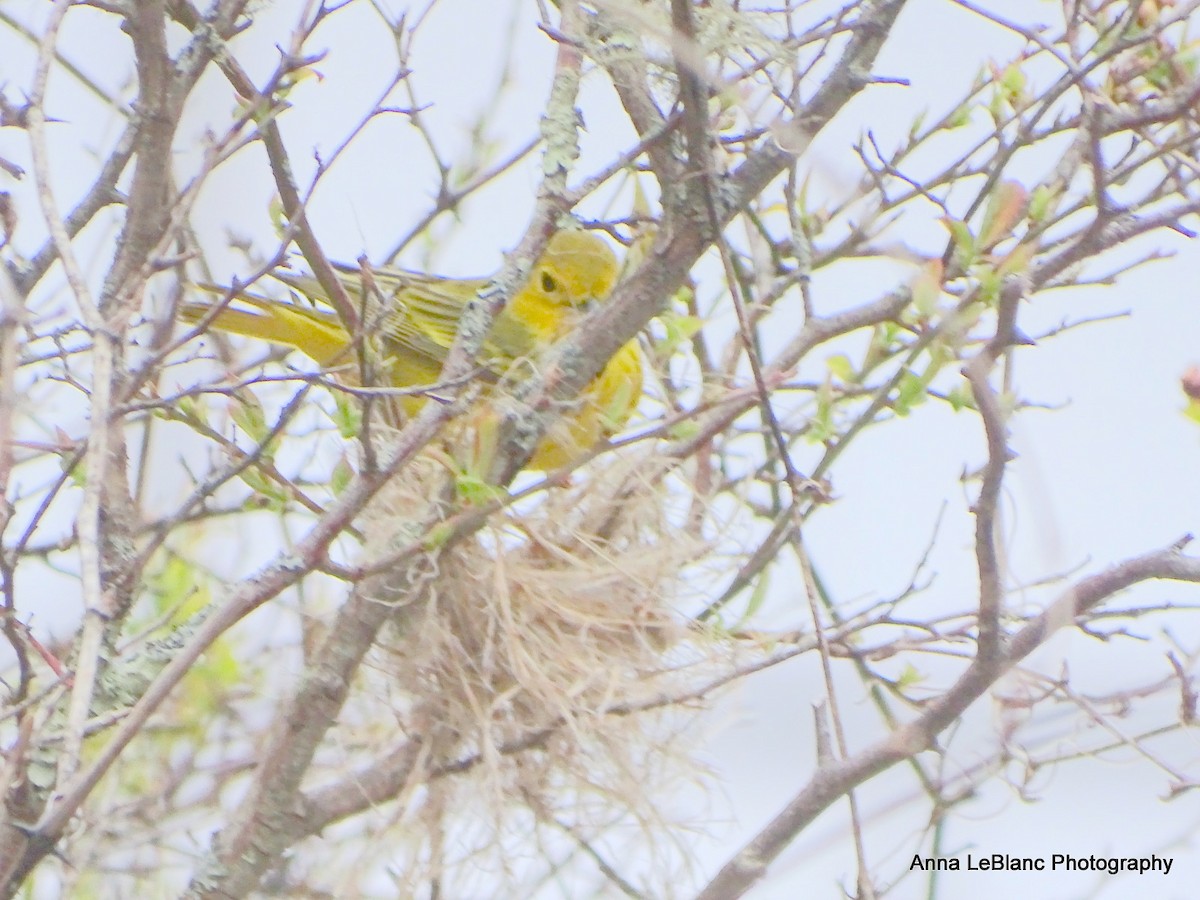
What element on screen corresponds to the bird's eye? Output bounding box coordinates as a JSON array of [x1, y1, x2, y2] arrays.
[[541, 271, 558, 293]]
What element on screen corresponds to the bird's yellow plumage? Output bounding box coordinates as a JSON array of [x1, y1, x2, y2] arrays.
[[181, 231, 642, 469]]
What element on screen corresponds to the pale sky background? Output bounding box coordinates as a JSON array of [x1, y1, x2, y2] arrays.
[[3, 0, 1199, 897]]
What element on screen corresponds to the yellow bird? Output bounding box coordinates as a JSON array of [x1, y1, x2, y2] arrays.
[[181, 231, 643, 470]]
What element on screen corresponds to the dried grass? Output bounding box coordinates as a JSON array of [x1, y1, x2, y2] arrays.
[[345, 449, 711, 894]]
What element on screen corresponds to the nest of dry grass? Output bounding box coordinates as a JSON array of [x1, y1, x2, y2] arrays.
[[345, 450, 710, 891], [373, 451, 699, 746]]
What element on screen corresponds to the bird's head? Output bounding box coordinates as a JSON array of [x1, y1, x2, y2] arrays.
[[533, 230, 619, 309]]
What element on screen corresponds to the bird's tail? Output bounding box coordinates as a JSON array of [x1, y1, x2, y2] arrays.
[[180, 291, 351, 367]]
